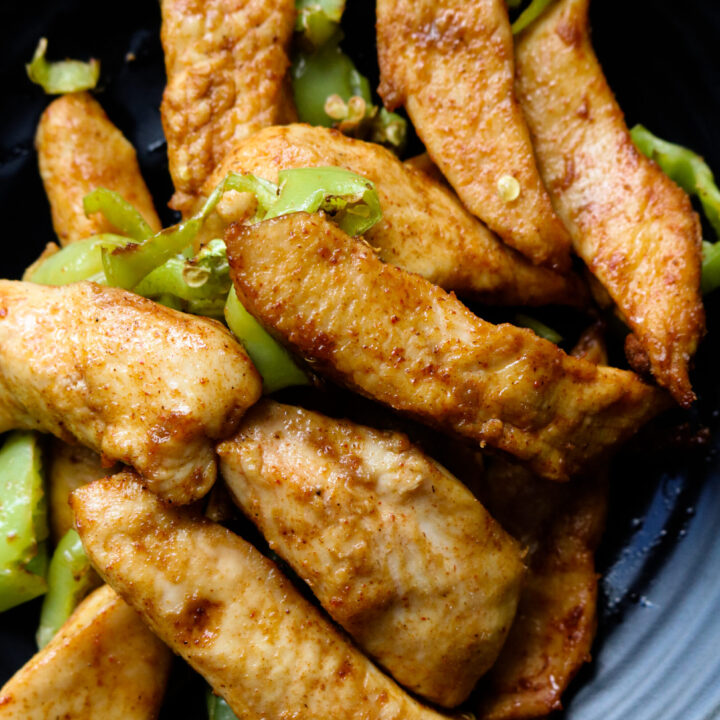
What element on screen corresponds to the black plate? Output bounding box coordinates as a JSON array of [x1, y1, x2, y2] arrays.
[[2, 2, 720, 718]]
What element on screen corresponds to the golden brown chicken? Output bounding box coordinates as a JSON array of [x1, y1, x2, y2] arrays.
[[217, 400, 525, 707], [206, 124, 584, 307], [0, 585, 170, 720], [160, 0, 296, 214], [514, 0, 705, 407], [226, 212, 667, 482], [47, 439, 110, 543], [472, 325, 609, 719], [0, 281, 261, 504], [376, 0, 572, 270], [35, 93, 161, 245], [475, 463, 607, 720], [71, 473, 449, 720]]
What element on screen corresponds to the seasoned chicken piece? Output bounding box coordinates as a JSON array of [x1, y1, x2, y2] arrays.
[[71, 473, 449, 720], [35, 93, 161, 245], [0, 281, 261, 504], [218, 400, 525, 707], [161, 0, 296, 214], [376, 0, 572, 270], [226, 212, 666, 482], [473, 327, 608, 719], [475, 464, 607, 720], [515, 0, 704, 407], [0, 584, 170, 720], [48, 439, 111, 543], [207, 124, 585, 307]]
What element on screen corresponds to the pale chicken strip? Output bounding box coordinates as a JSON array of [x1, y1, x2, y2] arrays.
[[35, 92, 161, 246], [47, 439, 111, 543], [225, 212, 666, 482], [515, 0, 704, 406], [376, 0, 572, 270], [71, 473, 449, 720], [0, 585, 170, 720], [161, 0, 296, 214], [218, 400, 525, 708], [207, 124, 585, 307], [475, 464, 607, 720], [0, 281, 261, 504]]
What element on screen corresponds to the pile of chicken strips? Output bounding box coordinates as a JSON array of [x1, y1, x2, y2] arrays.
[[0, 0, 712, 718]]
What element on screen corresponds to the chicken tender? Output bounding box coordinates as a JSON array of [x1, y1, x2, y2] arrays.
[[473, 327, 608, 719], [217, 400, 524, 707], [225, 212, 666, 482], [35, 92, 161, 245], [207, 124, 585, 307], [71, 473, 449, 720], [376, 0, 572, 270], [0, 281, 261, 504], [475, 463, 607, 720], [48, 439, 111, 543], [0, 584, 170, 720], [515, 0, 705, 406], [161, 0, 296, 214]]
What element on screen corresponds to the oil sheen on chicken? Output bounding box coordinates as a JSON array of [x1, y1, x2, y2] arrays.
[[515, 0, 704, 406], [225, 212, 667, 482]]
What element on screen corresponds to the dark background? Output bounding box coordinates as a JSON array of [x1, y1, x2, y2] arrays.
[[1, 2, 720, 718]]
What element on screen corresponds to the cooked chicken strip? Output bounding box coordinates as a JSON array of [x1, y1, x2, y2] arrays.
[[35, 93, 161, 246], [515, 0, 704, 407], [0, 281, 261, 504], [161, 0, 295, 214], [376, 0, 572, 270], [48, 439, 111, 543], [71, 473, 449, 720], [475, 463, 607, 720], [207, 124, 585, 307], [474, 333, 608, 719], [218, 400, 524, 707], [226, 212, 666, 482], [0, 584, 170, 720]]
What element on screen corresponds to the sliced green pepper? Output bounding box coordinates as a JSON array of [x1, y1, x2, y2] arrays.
[[631, 124, 720, 238], [295, 0, 345, 48], [27, 234, 128, 286], [26, 38, 100, 95], [266, 167, 382, 236], [225, 288, 309, 393], [515, 313, 563, 344], [101, 173, 278, 290], [631, 125, 720, 293], [291, 30, 372, 128], [134, 239, 232, 318], [83, 188, 154, 242], [206, 688, 240, 720], [36, 529, 100, 648], [512, 0, 554, 34], [0, 432, 49, 614]]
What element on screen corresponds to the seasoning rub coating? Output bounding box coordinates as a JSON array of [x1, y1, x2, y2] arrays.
[[208, 124, 585, 307], [35, 92, 161, 245], [218, 400, 525, 708], [161, 0, 296, 214], [515, 0, 705, 406], [0, 584, 170, 720], [72, 473, 449, 720], [376, 0, 572, 270], [0, 281, 261, 504], [226, 212, 667, 482]]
